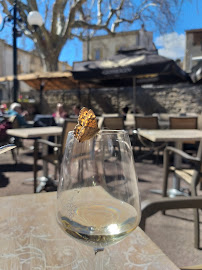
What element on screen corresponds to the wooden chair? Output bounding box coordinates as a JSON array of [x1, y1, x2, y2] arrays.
[[169, 116, 198, 129], [33, 119, 77, 193], [162, 140, 202, 249], [169, 116, 198, 152], [102, 116, 125, 130], [135, 115, 159, 129], [134, 115, 165, 163]]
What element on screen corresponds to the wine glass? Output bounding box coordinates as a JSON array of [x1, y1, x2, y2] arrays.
[[56, 130, 141, 269]]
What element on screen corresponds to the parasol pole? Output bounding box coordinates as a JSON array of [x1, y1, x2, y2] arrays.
[[132, 76, 136, 113], [39, 80, 45, 109], [78, 82, 81, 103], [117, 87, 119, 112], [88, 88, 91, 108]]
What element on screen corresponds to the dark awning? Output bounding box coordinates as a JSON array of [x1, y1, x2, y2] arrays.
[[72, 48, 190, 86], [190, 61, 202, 83]]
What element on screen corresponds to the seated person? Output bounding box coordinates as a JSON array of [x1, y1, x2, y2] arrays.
[[0, 104, 7, 116], [0, 104, 7, 123], [121, 106, 129, 121], [52, 103, 68, 122], [7, 102, 29, 127], [69, 104, 81, 118]]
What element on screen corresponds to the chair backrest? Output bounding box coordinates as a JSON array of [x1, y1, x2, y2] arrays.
[[33, 115, 56, 127], [61, 119, 78, 155], [135, 116, 159, 129], [169, 116, 198, 129], [102, 116, 124, 130], [8, 115, 20, 129]]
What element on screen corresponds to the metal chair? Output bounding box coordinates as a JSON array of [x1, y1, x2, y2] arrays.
[[102, 116, 125, 130], [0, 115, 21, 163], [169, 116, 198, 130], [140, 196, 202, 253], [169, 116, 198, 153], [134, 115, 166, 163], [33, 119, 77, 193], [162, 140, 202, 249], [135, 115, 159, 129]]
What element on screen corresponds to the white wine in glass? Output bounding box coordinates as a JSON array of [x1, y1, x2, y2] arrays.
[[56, 130, 141, 268]]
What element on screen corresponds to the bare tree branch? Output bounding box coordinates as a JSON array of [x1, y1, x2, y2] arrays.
[[0, 0, 187, 71]]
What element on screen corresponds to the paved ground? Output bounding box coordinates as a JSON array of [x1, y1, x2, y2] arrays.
[[0, 140, 202, 268]]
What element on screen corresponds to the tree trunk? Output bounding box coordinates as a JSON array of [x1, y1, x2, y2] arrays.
[[35, 35, 64, 72], [44, 55, 59, 71]]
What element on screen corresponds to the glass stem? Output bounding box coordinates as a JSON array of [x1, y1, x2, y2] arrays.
[[94, 248, 104, 270]]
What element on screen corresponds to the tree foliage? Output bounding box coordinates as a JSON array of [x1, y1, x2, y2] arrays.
[[0, 0, 188, 71]]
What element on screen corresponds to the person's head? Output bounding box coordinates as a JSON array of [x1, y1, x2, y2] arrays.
[[73, 104, 81, 116], [0, 103, 7, 113], [57, 103, 64, 113], [10, 102, 22, 114], [122, 106, 129, 115]]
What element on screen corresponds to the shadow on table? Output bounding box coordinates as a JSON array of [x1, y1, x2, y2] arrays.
[[0, 173, 9, 187]]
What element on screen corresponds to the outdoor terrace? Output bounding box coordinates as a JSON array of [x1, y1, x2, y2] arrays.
[[0, 139, 201, 268]]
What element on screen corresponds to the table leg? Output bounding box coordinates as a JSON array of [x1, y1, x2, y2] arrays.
[[167, 141, 189, 197], [24, 135, 57, 193], [41, 135, 49, 179], [169, 141, 181, 190]]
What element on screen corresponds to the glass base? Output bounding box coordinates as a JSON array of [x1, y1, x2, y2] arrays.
[[85, 248, 121, 270]]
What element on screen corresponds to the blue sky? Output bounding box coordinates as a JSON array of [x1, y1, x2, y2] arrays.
[[0, 0, 201, 66], [59, 0, 202, 65], [154, 0, 202, 61]]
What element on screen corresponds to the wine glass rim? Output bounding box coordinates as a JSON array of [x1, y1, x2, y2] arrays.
[[68, 129, 128, 135]]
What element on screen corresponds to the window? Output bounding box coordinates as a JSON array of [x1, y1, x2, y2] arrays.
[[193, 32, 202, 46], [95, 48, 101, 60]]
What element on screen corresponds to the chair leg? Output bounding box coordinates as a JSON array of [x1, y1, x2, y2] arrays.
[[155, 150, 160, 165], [163, 149, 169, 197], [54, 165, 57, 180], [33, 140, 38, 193], [162, 149, 170, 215], [194, 208, 200, 249], [11, 149, 18, 164]]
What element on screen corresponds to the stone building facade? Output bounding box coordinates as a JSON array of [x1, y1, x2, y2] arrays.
[[0, 39, 71, 102], [184, 28, 202, 72], [82, 26, 156, 61]]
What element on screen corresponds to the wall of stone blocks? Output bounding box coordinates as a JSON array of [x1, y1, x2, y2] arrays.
[[37, 82, 202, 116]]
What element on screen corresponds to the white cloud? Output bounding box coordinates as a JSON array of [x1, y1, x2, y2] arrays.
[[154, 32, 185, 60]]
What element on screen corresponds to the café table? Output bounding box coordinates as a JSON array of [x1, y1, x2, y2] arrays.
[[0, 192, 179, 270], [138, 129, 202, 196], [6, 126, 62, 139], [6, 126, 63, 191]]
